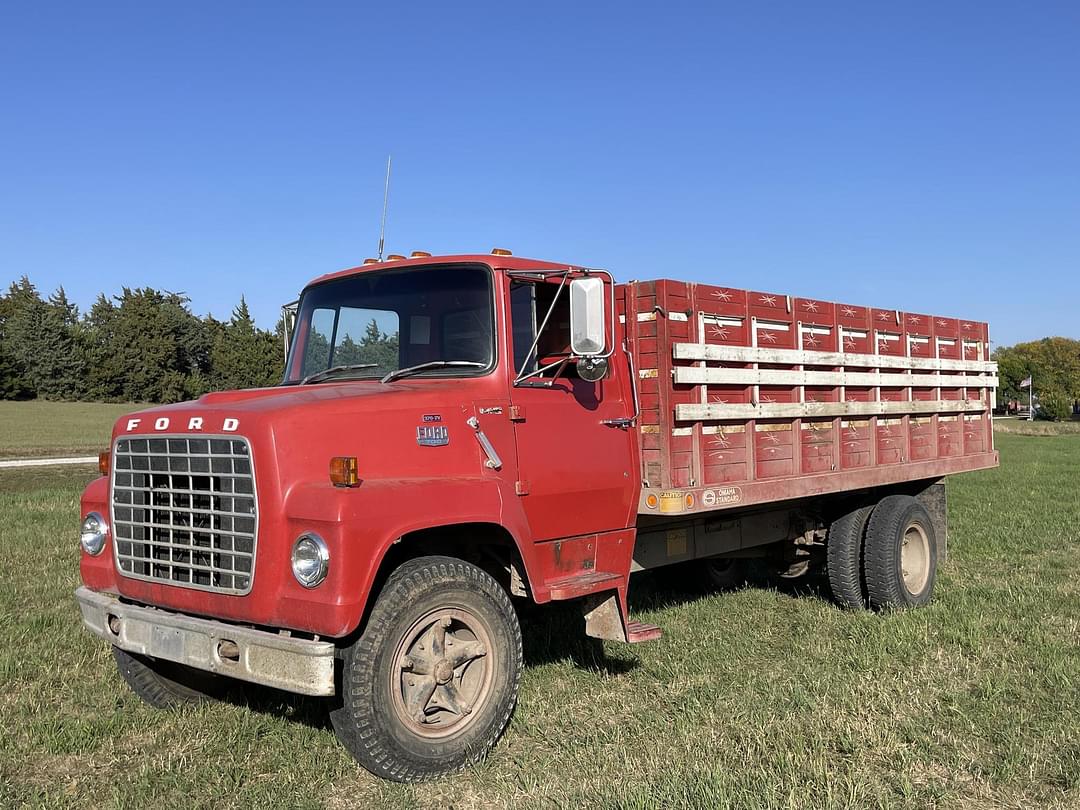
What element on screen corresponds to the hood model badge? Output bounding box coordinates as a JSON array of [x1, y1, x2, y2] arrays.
[[417, 425, 449, 447]]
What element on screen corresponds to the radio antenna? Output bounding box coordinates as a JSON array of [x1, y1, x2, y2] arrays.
[[377, 154, 392, 261]]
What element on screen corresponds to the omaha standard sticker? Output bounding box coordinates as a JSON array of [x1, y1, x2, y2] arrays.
[[702, 486, 742, 507]]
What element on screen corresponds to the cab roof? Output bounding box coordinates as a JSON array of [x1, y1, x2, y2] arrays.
[[306, 253, 583, 289]]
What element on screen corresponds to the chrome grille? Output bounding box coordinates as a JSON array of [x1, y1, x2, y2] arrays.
[[111, 435, 258, 595]]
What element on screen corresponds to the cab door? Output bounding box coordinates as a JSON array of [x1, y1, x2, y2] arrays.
[[507, 276, 636, 541]]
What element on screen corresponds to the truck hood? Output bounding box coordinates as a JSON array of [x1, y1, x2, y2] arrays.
[[110, 380, 493, 485], [116, 381, 456, 430]]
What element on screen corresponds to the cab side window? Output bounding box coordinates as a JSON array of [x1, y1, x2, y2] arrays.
[[510, 280, 575, 379]]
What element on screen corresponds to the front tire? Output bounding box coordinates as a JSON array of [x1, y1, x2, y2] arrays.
[[113, 647, 225, 708], [330, 555, 522, 782], [864, 495, 938, 609]]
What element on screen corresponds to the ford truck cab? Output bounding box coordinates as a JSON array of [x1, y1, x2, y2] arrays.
[[76, 251, 644, 782]]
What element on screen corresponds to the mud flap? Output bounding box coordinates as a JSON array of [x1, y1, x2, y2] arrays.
[[581, 591, 661, 644]]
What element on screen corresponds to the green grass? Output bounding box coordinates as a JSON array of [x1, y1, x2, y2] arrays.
[[0, 400, 145, 458], [994, 418, 1080, 436], [2, 434, 1078, 808]]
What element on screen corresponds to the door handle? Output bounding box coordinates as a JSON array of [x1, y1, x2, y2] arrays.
[[602, 417, 634, 430], [466, 416, 503, 470]]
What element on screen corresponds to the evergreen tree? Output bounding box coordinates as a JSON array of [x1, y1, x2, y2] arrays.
[[36, 287, 87, 399], [0, 278, 34, 398], [210, 297, 283, 390], [0, 278, 85, 399], [82, 294, 123, 400], [0, 276, 361, 401], [101, 287, 210, 403]]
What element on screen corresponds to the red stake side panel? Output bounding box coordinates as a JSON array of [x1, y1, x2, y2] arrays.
[[620, 280, 998, 517]]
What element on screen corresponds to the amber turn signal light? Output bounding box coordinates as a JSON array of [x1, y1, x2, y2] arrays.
[[98, 450, 111, 477], [329, 456, 360, 488]]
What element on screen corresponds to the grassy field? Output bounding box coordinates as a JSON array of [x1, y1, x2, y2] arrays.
[[0, 400, 144, 458], [1, 432, 1078, 809], [992, 417, 1080, 436]]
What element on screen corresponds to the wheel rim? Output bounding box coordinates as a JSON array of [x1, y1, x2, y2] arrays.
[[389, 607, 494, 739], [900, 522, 931, 594]]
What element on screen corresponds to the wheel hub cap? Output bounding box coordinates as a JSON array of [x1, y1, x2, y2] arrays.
[[391, 609, 492, 738]]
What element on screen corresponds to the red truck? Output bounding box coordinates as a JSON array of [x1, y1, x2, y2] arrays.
[[76, 251, 999, 781]]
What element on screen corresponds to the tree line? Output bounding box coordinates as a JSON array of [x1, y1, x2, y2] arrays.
[[0, 276, 284, 403], [992, 337, 1080, 421]]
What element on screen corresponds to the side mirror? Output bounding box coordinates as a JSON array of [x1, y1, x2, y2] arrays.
[[280, 300, 298, 362], [569, 277, 606, 356]]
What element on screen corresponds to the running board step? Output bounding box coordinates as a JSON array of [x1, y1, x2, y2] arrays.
[[546, 571, 622, 601], [626, 621, 662, 643]]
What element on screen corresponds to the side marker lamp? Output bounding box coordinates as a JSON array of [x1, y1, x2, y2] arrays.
[[329, 456, 360, 488]]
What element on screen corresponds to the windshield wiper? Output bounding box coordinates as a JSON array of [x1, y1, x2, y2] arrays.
[[380, 360, 485, 384], [300, 364, 379, 385]]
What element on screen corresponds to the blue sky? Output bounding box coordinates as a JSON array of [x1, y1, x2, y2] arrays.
[[2, 2, 1078, 347]]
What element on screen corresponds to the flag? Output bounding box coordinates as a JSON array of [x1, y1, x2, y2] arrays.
[[1020, 376, 1032, 389]]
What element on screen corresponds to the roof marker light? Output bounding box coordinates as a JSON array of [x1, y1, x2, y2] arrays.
[[386, 254, 407, 261], [491, 247, 512, 256], [410, 251, 431, 258], [363, 258, 379, 265]]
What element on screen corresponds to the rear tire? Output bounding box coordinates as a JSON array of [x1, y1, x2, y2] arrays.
[[112, 647, 225, 708], [330, 555, 522, 782], [826, 505, 873, 609], [863, 495, 938, 609], [702, 557, 747, 590]]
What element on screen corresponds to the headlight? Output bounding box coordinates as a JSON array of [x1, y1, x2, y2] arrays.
[[291, 534, 329, 588], [80, 512, 107, 556]]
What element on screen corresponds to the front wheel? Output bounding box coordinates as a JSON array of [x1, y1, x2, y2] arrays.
[[330, 556, 522, 782]]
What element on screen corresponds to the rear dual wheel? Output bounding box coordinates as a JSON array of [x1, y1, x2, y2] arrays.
[[826, 495, 938, 610], [826, 505, 874, 609], [864, 495, 937, 609]]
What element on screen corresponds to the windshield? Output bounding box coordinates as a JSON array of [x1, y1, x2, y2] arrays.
[[283, 264, 495, 383]]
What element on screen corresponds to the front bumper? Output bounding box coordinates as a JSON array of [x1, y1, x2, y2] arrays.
[[75, 586, 336, 696]]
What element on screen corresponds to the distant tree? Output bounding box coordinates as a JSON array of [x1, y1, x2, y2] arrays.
[[0, 278, 35, 398], [0, 278, 85, 400], [81, 294, 123, 400], [994, 337, 1080, 405], [360, 318, 399, 372], [0, 276, 290, 402], [333, 334, 365, 366], [1037, 388, 1072, 421], [301, 330, 332, 377], [101, 287, 210, 403], [37, 287, 87, 399], [210, 297, 282, 391]]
